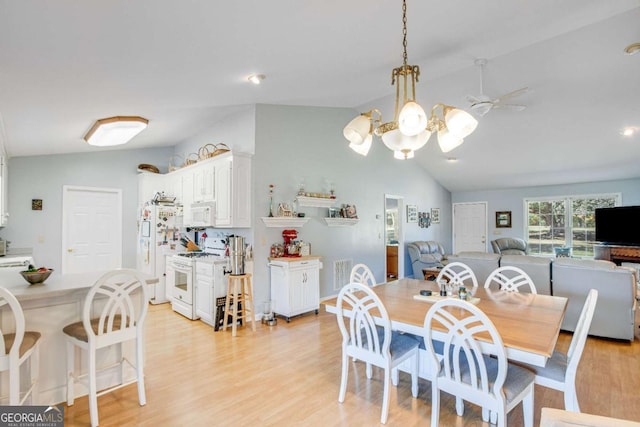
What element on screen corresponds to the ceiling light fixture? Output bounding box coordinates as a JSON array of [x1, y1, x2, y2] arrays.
[[84, 116, 148, 147], [621, 127, 637, 137], [343, 0, 478, 159], [624, 43, 640, 55], [248, 74, 266, 85]]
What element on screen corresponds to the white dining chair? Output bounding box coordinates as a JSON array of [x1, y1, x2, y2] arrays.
[[63, 269, 149, 427], [484, 265, 537, 294], [336, 282, 419, 424], [349, 263, 376, 287], [518, 289, 598, 412], [0, 287, 41, 405], [424, 298, 535, 427], [435, 261, 479, 288]]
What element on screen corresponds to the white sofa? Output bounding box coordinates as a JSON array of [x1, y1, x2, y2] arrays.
[[552, 258, 636, 341], [445, 252, 636, 340], [445, 251, 500, 285], [500, 254, 552, 295]]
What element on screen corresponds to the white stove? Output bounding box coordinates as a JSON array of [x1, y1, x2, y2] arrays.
[[168, 238, 229, 320]]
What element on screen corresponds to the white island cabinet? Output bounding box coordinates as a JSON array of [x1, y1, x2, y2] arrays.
[[0, 270, 156, 405], [269, 256, 322, 322]]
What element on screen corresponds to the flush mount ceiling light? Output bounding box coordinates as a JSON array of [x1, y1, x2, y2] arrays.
[[247, 74, 266, 85], [84, 116, 148, 147], [343, 0, 478, 160], [624, 43, 640, 55]]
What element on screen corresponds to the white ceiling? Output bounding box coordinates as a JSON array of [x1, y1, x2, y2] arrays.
[[1, 1, 639, 192]]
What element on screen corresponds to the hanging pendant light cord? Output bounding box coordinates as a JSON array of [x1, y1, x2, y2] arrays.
[[402, 0, 408, 67]]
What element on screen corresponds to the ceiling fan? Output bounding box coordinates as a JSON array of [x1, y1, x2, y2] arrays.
[[466, 58, 531, 117]]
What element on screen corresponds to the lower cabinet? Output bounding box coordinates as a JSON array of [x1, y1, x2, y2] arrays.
[[269, 257, 322, 322], [195, 260, 227, 327]]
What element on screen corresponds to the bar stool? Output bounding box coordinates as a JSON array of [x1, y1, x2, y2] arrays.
[[222, 273, 256, 336]]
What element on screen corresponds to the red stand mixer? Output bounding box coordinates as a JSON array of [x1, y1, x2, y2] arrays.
[[282, 229, 300, 257]]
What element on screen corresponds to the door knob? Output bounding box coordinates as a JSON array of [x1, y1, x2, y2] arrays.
[[67, 248, 74, 253]]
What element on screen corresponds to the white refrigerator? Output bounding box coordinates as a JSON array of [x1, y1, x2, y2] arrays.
[[137, 204, 182, 304]]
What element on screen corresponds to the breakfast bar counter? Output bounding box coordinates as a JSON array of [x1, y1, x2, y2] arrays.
[[0, 269, 157, 405]]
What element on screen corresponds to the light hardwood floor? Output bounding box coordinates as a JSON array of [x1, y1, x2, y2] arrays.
[[63, 303, 640, 426]]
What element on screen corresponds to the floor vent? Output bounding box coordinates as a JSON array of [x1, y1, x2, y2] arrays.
[[334, 259, 353, 291]]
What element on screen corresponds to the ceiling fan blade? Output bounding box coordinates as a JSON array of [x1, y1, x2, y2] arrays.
[[493, 103, 526, 111], [493, 87, 531, 103], [466, 95, 482, 104]]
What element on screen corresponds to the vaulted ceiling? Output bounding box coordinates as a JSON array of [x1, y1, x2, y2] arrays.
[[1, 1, 639, 191]]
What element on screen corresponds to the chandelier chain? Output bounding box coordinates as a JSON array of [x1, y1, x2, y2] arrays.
[[402, 0, 408, 66]]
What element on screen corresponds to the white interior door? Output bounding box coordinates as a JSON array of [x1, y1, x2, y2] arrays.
[[62, 185, 122, 274], [453, 202, 488, 253]]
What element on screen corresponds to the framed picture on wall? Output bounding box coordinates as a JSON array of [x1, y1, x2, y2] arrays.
[[431, 208, 440, 224], [496, 211, 512, 228], [406, 205, 418, 223]]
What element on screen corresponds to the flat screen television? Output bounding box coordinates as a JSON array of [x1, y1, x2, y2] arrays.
[[595, 206, 640, 246]]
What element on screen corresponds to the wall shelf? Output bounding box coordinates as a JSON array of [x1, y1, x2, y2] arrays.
[[296, 196, 336, 208], [261, 217, 310, 228], [323, 218, 359, 227]]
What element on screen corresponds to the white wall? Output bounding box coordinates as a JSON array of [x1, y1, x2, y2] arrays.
[[452, 178, 640, 244], [252, 104, 451, 304], [0, 148, 173, 269]]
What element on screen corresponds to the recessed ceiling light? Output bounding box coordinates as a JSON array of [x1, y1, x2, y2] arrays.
[[247, 74, 265, 85], [446, 157, 458, 163], [624, 43, 640, 55], [621, 127, 637, 137]]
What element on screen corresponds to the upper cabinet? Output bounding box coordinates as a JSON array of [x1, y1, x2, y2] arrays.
[[193, 162, 215, 203], [137, 171, 166, 207], [214, 152, 251, 228], [141, 151, 252, 229]]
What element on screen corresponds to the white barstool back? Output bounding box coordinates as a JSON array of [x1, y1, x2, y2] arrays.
[[63, 269, 149, 427], [0, 287, 40, 405]]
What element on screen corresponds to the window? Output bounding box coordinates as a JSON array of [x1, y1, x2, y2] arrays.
[[525, 194, 620, 258]]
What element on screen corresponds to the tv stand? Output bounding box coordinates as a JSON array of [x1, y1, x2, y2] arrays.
[[594, 244, 640, 265]]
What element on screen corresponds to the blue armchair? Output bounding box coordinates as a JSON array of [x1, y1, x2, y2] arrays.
[[407, 241, 445, 278]]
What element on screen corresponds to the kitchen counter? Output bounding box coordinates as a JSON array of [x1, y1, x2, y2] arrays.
[[0, 269, 157, 303], [0, 269, 157, 405]]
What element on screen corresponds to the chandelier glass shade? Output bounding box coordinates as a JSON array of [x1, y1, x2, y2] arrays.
[[343, 0, 478, 159]]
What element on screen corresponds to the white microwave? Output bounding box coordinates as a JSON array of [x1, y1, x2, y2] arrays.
[[190, 202, 216, 228]]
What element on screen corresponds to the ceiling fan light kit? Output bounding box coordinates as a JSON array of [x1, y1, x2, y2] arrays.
[[84, 116, 148, 147], [343, 0, 478, 160]]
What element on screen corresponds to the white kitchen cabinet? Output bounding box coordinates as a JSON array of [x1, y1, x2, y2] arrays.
[[214, 152, 251, 228], [193, 162, 215, 203], [195, 260, 228, 328], [181, 170, 194, 227], [137, 172, 166, 206], [165, 169, 183, 205], [269, 257, 322, 322], [195, 264, 212, 325]]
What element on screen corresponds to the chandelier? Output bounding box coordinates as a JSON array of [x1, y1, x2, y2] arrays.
[[343, 0, 478, 160]]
